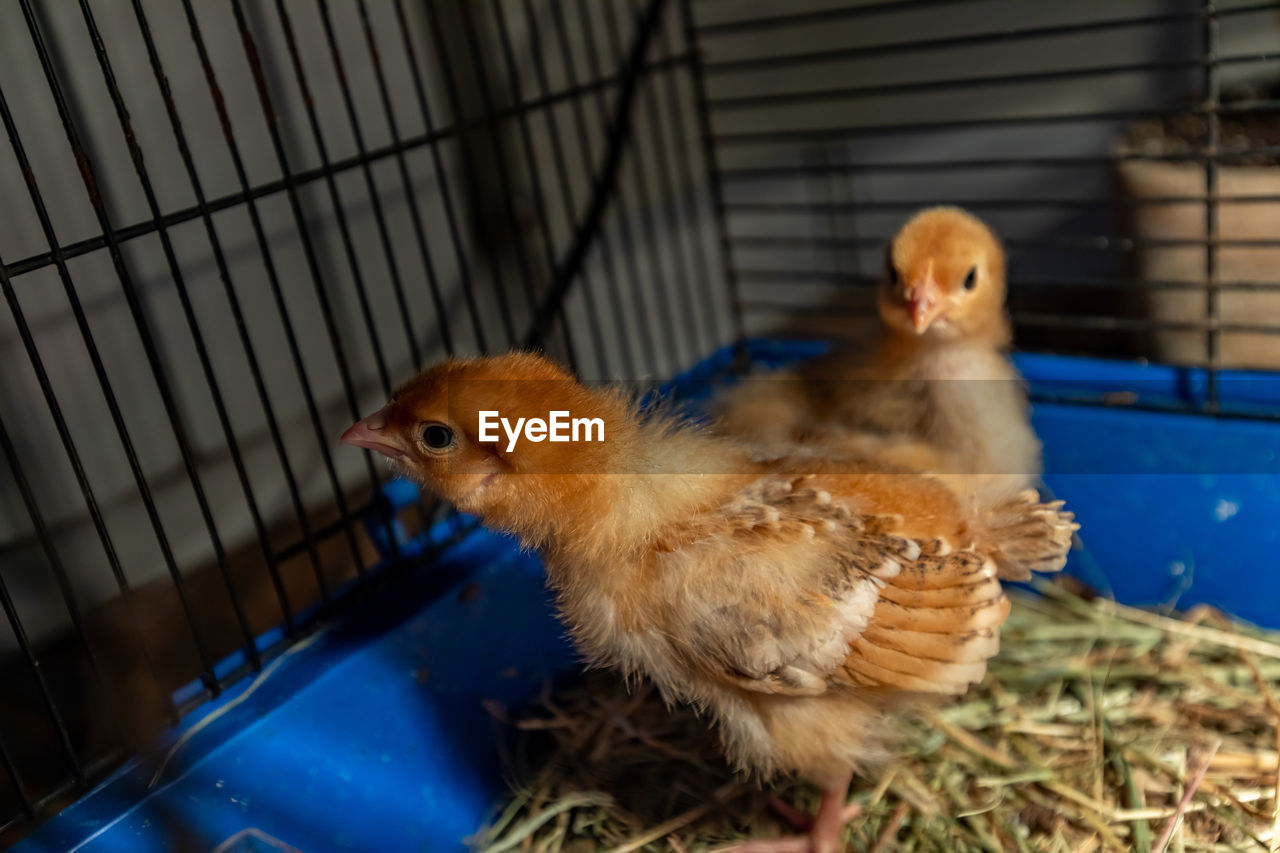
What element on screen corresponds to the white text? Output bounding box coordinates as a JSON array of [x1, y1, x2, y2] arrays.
[[477, 410, 605, 451]]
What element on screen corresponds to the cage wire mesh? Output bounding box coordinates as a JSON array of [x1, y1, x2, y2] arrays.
[[1, 0, 1279, 841], [0, 0, 728, 835], [698, 0, 1280, 404]]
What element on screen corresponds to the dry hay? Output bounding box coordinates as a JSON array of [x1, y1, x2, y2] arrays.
[[477, 581, 1280, 852]]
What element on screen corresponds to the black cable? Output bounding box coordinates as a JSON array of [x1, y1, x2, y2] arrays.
[[522, 0, 667, 350]]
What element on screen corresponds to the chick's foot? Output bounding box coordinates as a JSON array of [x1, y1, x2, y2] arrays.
[[722, 780, 860, 853]]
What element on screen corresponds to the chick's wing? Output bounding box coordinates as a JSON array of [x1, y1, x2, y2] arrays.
[[661, 475, 1008, 699]]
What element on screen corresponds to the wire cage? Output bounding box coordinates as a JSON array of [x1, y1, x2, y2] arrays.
[[704, 0, 1280, 398], [0, 0, 1278, 847], [0, 0, 727, 837]]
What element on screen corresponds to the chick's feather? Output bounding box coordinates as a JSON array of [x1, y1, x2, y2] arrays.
[[344, 353, 1077, 790]]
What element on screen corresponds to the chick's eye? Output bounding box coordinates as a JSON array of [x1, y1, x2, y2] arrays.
[[420, 422, 455, 451], [963, 267, 978, 291]]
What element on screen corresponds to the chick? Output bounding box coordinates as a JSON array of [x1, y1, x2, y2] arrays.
[[342, 353, 1077, 852], [716, 208, 1041, 549]]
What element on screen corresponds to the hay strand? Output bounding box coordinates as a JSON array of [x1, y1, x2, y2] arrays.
[[477, 583, 1280, 851]]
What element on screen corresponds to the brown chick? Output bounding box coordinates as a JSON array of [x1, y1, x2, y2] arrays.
[[342, 353, 1077, 853], [716, 208, 1042, 570]]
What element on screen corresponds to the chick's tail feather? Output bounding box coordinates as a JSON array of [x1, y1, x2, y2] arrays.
[[973, 488, 1079, 581]]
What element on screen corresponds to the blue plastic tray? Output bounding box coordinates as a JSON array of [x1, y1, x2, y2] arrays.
[[16, 341, 1280, 852]]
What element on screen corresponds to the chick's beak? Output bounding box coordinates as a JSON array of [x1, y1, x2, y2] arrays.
[[906, 272, 944, 334], [341, 406, 406, 459]]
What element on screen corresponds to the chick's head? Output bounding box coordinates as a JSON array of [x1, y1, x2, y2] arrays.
[[340, 353, 624, 519], [879, 206, 1008, 342]]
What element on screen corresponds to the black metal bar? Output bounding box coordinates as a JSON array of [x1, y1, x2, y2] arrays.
[[452, 0, 579, 369], [609, 0, 706, 362], [271, 0, 394, 396], [1212, 52, 1280, 68], [716, 148, 1280, 177], [0, 727, 32, 821], [78, 0, 296, 652], [420, 2, 520, 349], [1204, 1, 1221, 411], [0, 258, 177, 732], [270, 494, 439, 565], [590, 0, 690, 369], [270, 496, 464, 577], [1017, 313, 1280, 336], [736, 268, 1280, 294], [56, 0, 263, 672], [522, 0, 670, 352], [698, 0, 1275, 36], [0, 558, 82, 783], [695, 0, 970, 37], [0, 413, 101, 678], [279, 4, 434, 541], [229, 0, 385, 577], [172, 635, 285, 718], [179, 0, 360, 608], [0, 51, 693, 283], [55, 0, 271, 673], [651, 2, 723, 352], [271, 512, 365, 565], [130, 0, 328, 619], [0, 404, 137, 759], [315, 0, 424, 372], [709, 53, 1280, 112], [0, 4, 688, 342], [527, 0, 660, 371], [485, 0, 610, 373], [701, 4, 1275, 75], [1011, 278, 1280, 294], [515, 0, 647, 375], [570, 0, 680, 368], [0, 752, 132, 837], [560, 0, 667, 372], [355, 0, 453, 358], [729, 233, 1280, 251], [738, 298, 1280, 336], [680, 0, 744, 348], [21, 0, 252, 679], [709, 59, 1220, 113], [0, 446, 47, 824], [725, 195, 1280, 213], [390, 0, 488, 352], [499, 0, 622, 375], [2, 29, 220, 694], [714, 108, 1233, 146], [733, 269, 888, 285]]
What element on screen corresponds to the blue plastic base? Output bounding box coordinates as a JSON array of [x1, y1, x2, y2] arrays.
[[17, 340, 1280, 852], [17, 532, 576, 853]]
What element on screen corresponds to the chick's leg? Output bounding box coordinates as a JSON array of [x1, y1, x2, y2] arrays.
[[808, 772, 859, 853], [722, 772, 858, 853], [768, 796, 815, 831], [768, 794, 862, 832]]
